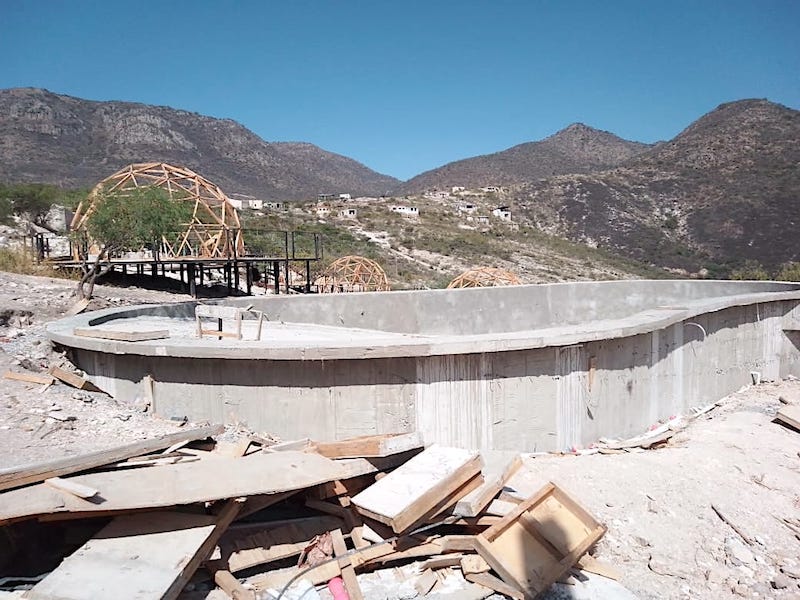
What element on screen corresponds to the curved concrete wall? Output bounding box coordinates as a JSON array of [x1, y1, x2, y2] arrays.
[[48, 281, 800, 451]]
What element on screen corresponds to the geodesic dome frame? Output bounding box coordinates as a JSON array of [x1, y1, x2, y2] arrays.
[[447, 266, 521, 289], [314, 255, 390, 293], [71, 163, 244, 259]]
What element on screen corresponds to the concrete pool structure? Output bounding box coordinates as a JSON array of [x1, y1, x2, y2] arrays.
[[48, 280, 800, 452]]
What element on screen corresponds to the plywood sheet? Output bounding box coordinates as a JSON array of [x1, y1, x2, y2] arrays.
[[26, 511, 217, 600], [0, 451, 345, 524]]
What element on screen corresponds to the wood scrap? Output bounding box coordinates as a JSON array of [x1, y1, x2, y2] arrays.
[[63, 297, 90, 316], [461, 554, 491, 575], [776, 405, 800, 431], [577, 554, 621, 580], [212, 570, 255, 600], [47, 365, 102, 392], [73, 327, 170, 341], [351, 445, 483, 533], [454, 453, 522, 518], [0, 451, 348, 525], [0, 424, 223, 492], [3, 371, 55, 386], [313, 432, 424, 459], [331, 528, 364, 600], [465, 572, 524, 600], [44, 477, 98, 499], [414, 568, 439, 595]]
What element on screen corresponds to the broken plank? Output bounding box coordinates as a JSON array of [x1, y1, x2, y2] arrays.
[[3, 371, 55, 385], [577, 555, 621, 581], [249, 560, 341, 591], [26, 510, 220, 600], [63, 298, 90, 317], [351, 445, 483, 533], [776, 405, 800, 431], [73, 327, 170, 342], [0, 424, 224, 492], [331, 528, 364, 600], [461, 555, 491, 575], [47, 366, 102, 392], [313, 432, 424, 459], [0, 451, 347, 525]]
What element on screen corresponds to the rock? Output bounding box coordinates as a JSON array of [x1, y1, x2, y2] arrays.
[[782, 564, 800, 579], [772, 574, 791, 589], [725, 536, 754, 566], [733, 583, 750, 596], [706, 568, 727, 585]]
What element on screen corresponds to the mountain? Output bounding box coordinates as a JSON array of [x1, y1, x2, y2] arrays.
[[512, 99, 800, 272], [0, 88, 399, 199], [399, 123, 651, 193]]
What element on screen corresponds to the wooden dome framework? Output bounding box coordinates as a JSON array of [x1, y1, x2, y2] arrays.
[[315, 256, 390, 293], [447, 266, 522, 289], [71, 162, 244, 259]]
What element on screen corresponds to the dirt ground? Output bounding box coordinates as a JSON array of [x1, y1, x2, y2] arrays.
[[1, 271, 799, 599]]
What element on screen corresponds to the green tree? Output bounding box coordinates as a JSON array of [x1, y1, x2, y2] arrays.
[[730, 260, 770, 281], [776, 262, 800, 281], [74, 186, 191, 298]]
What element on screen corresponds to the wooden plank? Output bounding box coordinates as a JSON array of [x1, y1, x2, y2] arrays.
[[221, 515, 343, 573], [73, 327, 170, 342], [250, 560, 341, 591], [0, 425, 223, 492], [63, 298, 90, 317], [313, 432, 424, 459], [454, 454, 522, 518], [4, 371, 55, 385], [331, 528, 364, 600], [0, 451, 347, 525], [44, 477, 98, 499], [351, 445, 483, 533], [213, 570, 255, 600], [310, 474, 375, 500], [26, 510, 219, 600], [776, 405, 800, 431], [465, 571, 524, 600], [420, 554, 466, 570], [195, 305, 242, 319], [47, 366, 101, 391]]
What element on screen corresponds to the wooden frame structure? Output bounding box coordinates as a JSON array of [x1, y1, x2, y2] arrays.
[[314, 256, 390, 293], [71, 163, 244, 259], [447, 267, 521, 289]]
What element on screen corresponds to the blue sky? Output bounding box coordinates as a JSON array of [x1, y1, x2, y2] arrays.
[[2, 1, 799, 180]]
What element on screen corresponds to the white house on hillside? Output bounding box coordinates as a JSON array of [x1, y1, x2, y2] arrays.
[[493, 206, 512, 221], [390, 205, 419, 217]]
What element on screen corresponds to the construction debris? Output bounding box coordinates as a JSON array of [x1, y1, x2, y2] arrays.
[[0, 430, 608, 599]]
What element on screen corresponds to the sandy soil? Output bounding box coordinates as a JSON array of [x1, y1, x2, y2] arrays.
[[1, 271, 799, 599]]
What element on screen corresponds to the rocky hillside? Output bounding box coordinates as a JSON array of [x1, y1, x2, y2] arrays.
[[512, 100, 800, 273], [400, 123, 651, 193], [0, 88, 399, 199]]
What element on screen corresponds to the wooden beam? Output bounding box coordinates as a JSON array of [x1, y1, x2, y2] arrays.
[[331, 528, 364, 600], [3, 371, 55, 386], [0, 425, 224, 492], [776, 405, 800, 431], [73, 328, 170, 342], [313, 432, 423, 459]]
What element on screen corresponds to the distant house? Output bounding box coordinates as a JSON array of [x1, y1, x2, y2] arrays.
[[339, 208, 357, 219], [316, 205, 331, 217], [390, 205, 419, 217], [492, 206, 512, 221], [227, 198, 244, 209], [248, 199, 264, 210], [339, 193, 352, 201], [318, 193, 335, 202], [475, 215, 490, 225], [481, 186, 504, 193], [264, 201, 285, 210], [451, 186, 466, 194], [457, 203, 478, 214], [424, 190, 450, 199]]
